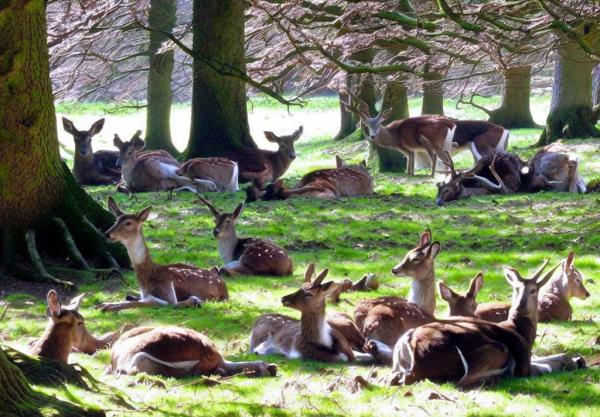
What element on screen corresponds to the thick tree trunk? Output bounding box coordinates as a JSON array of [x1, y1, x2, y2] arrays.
[[186, 0, 255, 158], [145, 0, 178, 155], [539, 40, 599, 144], [334, 91, 359, 140], [421, 71, 444, 115], [0, 0, 127, 286], [593, 65, 600, 123], [487, 65, 537, 128]]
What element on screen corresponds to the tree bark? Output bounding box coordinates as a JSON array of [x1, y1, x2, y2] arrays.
[[539, 39, 599, 144], [0, 0, 127, 286], [334, 91, 359, 140], [186, 0, 255, 158], [145, 0, 178, 155], [487, 65, 537, 128], [594, 65, 600, 107], [421, 71, 444, 115]]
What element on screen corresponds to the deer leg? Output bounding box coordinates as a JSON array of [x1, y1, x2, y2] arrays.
[[217, 360, 278, 378], [407, 152, 415, 176], [219, 261, 255, 277], [363, 339, 394, 366], [176, 296, 204, 308], [530, 353, 586, 375], [96, 295, 169, 312]]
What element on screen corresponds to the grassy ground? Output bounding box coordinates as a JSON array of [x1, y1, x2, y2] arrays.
[[2, 96, 600, 417]]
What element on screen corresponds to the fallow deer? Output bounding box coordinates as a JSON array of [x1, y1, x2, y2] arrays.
[[197, 196, 293, 277], [249, 265, 374, 363], [342, 95, 455, 176], [114, 132, 211, 193], [226, 127, 303, 189], [450, 119, 510, 161], [29, 290, 125, 363], [176, 157, 239, 192], [62, 117, 121, 185], [522, 144, 587, 193], [97, 197, 228, 312], [248, 156, 374, 201], [109, 326, 277, 378], [353, 230, 440, 365]]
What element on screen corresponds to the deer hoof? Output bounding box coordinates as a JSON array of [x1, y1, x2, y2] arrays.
[[190, 296, 204, 307]]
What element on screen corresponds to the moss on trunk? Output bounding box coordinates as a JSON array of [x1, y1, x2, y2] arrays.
[[487, 66, 537, 128], [373, 80, 407, 173], [421, 71, 444, 116]]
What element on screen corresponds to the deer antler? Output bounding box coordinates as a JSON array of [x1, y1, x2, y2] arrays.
[[346, 90, 371, 117], [196, 195, 221, 217], [487, 153, 510, 194], [442, 151, 458, 178]]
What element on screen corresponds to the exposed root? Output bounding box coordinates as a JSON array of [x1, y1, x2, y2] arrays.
[[25, 229, 74, 288], [53, 217, 91, 270]]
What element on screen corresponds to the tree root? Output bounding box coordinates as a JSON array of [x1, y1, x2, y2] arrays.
[[25, 229, 74, 288], [53, 217, 91, 271]]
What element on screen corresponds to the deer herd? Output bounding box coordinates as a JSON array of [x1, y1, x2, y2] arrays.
[[23, 110, 593, 389]]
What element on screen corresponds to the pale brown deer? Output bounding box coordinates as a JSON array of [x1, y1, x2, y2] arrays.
[[197, 196, 293, 277], [29, 291, 126, 363], [176, 157, 239, 192], [226, 127, 303, 189], [97, 197, 228, 312], [522, 144, 586, 193], [342, 95, 455, 176], [450, 119, 510, 161], [249, 265, 374, 363], [353, 230, 440, 364], [109, 326, 277, 378], [62, 117, 120, 185], [389, 260, 585, 387]]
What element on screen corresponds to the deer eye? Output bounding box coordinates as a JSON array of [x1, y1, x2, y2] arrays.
[[125, 221, 132, 226], [78, 322, 83, 327]]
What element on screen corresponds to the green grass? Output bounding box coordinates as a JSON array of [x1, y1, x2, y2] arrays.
[[2, 97, 600, 416]]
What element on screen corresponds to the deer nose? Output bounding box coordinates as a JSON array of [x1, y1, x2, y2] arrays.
[[435, 198, 444, 206], [289, 152, 296, 160], [212, 228, 220, 237], [391, 267, 399, 275]]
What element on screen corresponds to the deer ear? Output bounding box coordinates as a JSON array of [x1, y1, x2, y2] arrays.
[[313, 269, 329, 286], [132, 136, 146, 151], [137, 206, 153, 222], [292, 126, 303, 141], [503, 266, 520, 285], [89, 118, 105, 136], [304, 263, 316, 282], [438, 281, 455, 302], [420, 230, 431, 246], [468, 272, 484, 297], [564, 251, 575, 270], [319, 281, 339, 294], [113, 134, 124, 148], [335, 156, 344, 168], [66, 293, 85, 311], [264, 132, 279, 143], [62, 117, 76, 135], [380, 108, 392, 122], [47, 290, 62, 317], [427, 242, 441, 259], [232, 203, 245, 221], [107, 196, 124, 217]]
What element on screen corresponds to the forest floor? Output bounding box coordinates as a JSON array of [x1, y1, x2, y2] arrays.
[[1, 95, 600, 417]]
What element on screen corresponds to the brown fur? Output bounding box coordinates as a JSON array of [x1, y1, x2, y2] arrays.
[[176, 157, 238, 192]]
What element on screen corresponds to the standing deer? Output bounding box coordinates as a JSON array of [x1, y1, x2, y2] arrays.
[[450, 119, 510, 161], [353, 230, 440, 365], [226, 127, 303, 189], [389, 260, 585, 387], [109, 326, 277, 378], [176, 158, 239, 192], [29, 291, 125, 363], [342, 95, 455, 176], [197, 196, 293, 277], [522, 144, 586, 193], [62, 117, 121, 185], [97, 197, 228, 312], [250, 265, 374, 363]]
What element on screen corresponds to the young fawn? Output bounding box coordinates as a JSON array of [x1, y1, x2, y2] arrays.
[[109, 326, 277, 378], [62, 117, 120, 185], [390, 260, 585, 387], [97, 197, 228, 312], [197, 196, 293, 276], [29, 291, 125, 363], [250, 265, 372, 363]]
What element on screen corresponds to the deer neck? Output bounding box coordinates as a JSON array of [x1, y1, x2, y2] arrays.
[[74, 151, 94, 169], [408, 267, 436, 315], [372, 126, 397, 149], [299, 304, 332, 348], [218, 228, 239, 263], [506, 304, 537, 348], [34, 321, 73, 363], [270, 149, 292, 179], [124, 233, 154, 288], [120, 156, 138, 184]]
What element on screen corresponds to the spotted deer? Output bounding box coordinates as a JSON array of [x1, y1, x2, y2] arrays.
[[249, 265, 374, 363], [62, 117, 120, 185], [353, 230, 440, 365], [109, 326, 277, 378], [342, 95, 455, 176], [97, 197, 228, 312], [176, 158, 239, 192], [197, 196, 293, 276], [389, 260, 585, 387], [29, 291, 126, 363], [226, 127, 303, 189]]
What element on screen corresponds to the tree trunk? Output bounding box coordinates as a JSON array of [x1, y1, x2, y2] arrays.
[[334, 91, 359, 140], [421, 71, 444, 115], [145, 0, 178, 155], [593, 65, 600, 123], [539, 40, 599, 144], [487, 65, 537, 128], [0, 0, 127, 286], [186, 0, 255, 158]]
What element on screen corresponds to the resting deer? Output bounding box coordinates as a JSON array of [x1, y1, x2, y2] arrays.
[[389, 260, 585, 387], [248, 156, 374, 202], [114, 131, 211, 193], [97, 197, 228, 312], [176, 158, 239, 192], [29, 291, 126, 363], [450, 119, 510, 161], [250, 265, 374, 363], [109, 326, 277, 378], [62, 117, 120, 185], [226, 127, 303, 189], [353, 230, 440, 365], [342, 95, 455, 176], [197, 196, 293, 276], [522, 144, 586, 193]]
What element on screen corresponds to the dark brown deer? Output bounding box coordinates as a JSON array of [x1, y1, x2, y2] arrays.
[[450, 119, 510, 161], [109, 326, 277, 378], [62, 117, 120, 185], [389, 260, 585, 387], [97, 197, 228, 312], [226, 127, 303, 189], [522, 144, 586, 193], [197, 196, 293, 276]]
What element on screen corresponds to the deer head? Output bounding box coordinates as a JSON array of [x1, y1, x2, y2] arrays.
[[264, 126, 303, 161], [559, 251, 590, 299], [113, 130, 145, 167], [62, 117, 104, 158], [438, 272, 484, 317], [436, 152, 485, 205], [341, 91, 391, 142], [197, 196, 243, 239], [391, 229, 440, 280], [105, 196, 152, 245], [281, 265, 339, 312]]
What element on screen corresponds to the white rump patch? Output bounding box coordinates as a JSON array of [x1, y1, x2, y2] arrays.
[[456, 346, 469, 384], [229, 162, 239, 192], [497, 129, 509, 151]]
